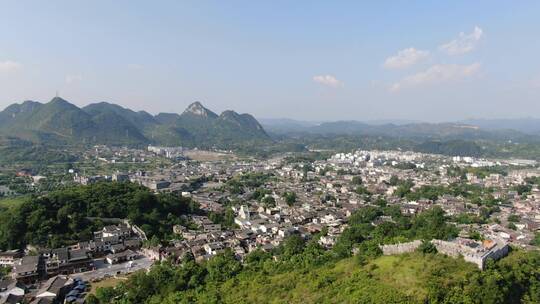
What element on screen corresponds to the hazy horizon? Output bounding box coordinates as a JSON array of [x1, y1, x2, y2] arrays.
[[1, 1, 540, 122]]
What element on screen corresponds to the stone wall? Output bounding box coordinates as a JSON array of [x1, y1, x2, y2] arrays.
[[380, 240, 422, 255]]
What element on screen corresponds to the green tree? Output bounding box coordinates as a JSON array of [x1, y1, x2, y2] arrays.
[[351, 176, 363, 185], [417, 240, 438, 254], [283, 191, 297, 206], [205, 250, 242, 283], [531, 232, 540, 246], [281, 234, 306, 257]]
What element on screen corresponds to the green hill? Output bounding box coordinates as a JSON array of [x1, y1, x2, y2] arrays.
[[0, 98, 271, 148], [87, 249, 540, 304]]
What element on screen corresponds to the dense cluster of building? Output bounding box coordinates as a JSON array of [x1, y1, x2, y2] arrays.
[[2, 146, 540, 303], [0, 223, 144, 303]]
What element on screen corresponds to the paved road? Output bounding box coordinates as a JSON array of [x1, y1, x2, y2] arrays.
[[70, 254, 154, 282]]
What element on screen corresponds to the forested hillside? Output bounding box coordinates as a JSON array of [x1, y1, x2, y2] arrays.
[[0, 98, 270, 148], [0, 182, 199, 250]]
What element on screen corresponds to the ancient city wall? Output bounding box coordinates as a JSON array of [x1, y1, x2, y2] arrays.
[[380, 240, 422, 255]]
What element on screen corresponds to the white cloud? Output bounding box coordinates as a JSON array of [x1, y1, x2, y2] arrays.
[[390, 63, 481, 92], [65, 74, 83, 84], [440, 26, 483, 55], [383, 48, 430, 69], [313, 75, 344, 88], [0, 60, 22, 72]]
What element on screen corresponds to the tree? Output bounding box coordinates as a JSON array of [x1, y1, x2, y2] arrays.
[[417, 240, 438, 254], [0, 182, 200, 250], [348, 207, 381, 225], [85, 294, 100, 304], [355, 185, 370, 195], [205, 250, 242, 283], [507, 214, 520, 223], [333, 225, 366, 258], [531, 232, 540, 246], [281, 234, 305, 257], [283, 191, 297, 206], [515, 184, 532, 195], [261, 196, 276, 207], [351, 176, 362, 185], [394, 180, 414, 198], [410, 206, 458, 240], [388, 175, 400, 186]]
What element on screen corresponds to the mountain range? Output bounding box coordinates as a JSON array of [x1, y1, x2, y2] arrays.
[[261, 118, 538, 142], [0, 97, 270, 147], [2, 97, 540, 151]]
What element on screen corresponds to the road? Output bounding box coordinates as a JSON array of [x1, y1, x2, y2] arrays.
[[70, 253, 154, 282]]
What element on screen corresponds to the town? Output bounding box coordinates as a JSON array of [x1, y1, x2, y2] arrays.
[[1, 145, 539, 303]]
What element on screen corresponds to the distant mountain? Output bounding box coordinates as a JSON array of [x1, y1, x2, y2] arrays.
[[263, 118, 533, 142], [154, 113, 181, 125], [0, 98, 270, 147], [83, 102, 158, 129], [167, 102, 269, 146], [261, 118, 420, 134], [259, 118, 321, 134], [461, 118, 540, 135]]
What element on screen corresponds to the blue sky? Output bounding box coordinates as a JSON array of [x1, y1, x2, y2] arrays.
[[1, 1, 539, 121]]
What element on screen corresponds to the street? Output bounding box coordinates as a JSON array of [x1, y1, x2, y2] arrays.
[[70, 253, 154, 282]]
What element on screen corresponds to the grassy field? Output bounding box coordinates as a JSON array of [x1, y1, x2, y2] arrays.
[[217, 253, 479, 304], [0, 196, 27, 209], [184, 150, 236, 161], [88, 276, 127, 295]]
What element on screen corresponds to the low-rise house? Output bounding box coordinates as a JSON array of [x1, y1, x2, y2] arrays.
[[13, 256, 40, 284], [101, 225, 132, 239], [0, 293, 23, 304], [41, 248, 92, 277], [110, 244, 126, 254], [203, 242, 225, 256], [0, 278, 26, 299], [0, 251, 23, 268], [203, 224, 221, 233], [142, 247, 161, 261], [32, 275, 72, 303], [123, 239, 141, 250], [106, 250, 137, 265]]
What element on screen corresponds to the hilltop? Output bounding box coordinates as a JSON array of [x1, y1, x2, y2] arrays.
[[0, 98, 270, 148]]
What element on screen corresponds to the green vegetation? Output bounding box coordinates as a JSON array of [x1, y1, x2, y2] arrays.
[[282, 191, 297, 206], [351, 175, 362, 185], [0, 196, 27, 209], [446, 166, 508, 179], [5, 98, 540, 159], [417, 240, 438, 254], [0, 98, 270, 148], [0, 266, 11, 279], [84, 205, 478, 303], [87, 245, 540, 304], [0, 142, 78, 165], [531, 233, 540, 246], [223, 172, 274, 195], [4, 181, 532, 304], [415, 140, 483, 157], [0, 182, 200, 250], [507, 214, 520, 223]]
